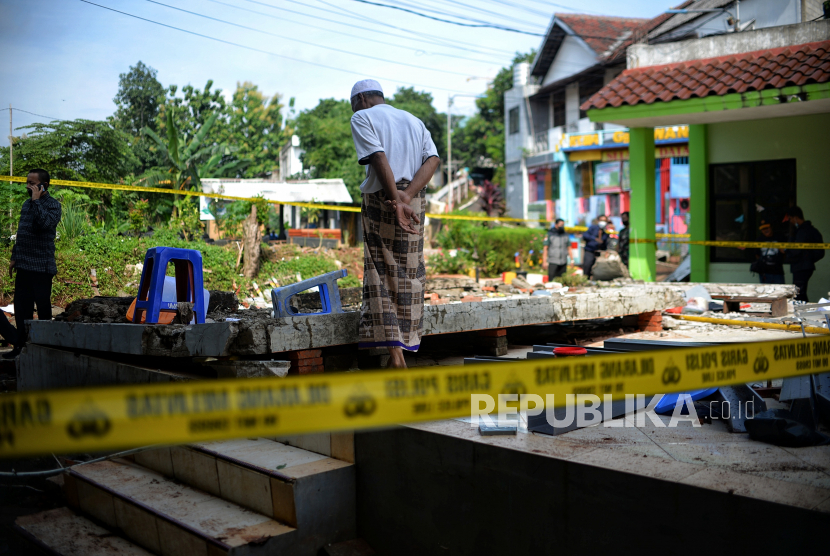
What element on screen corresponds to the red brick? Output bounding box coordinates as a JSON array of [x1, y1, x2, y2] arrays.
[[482, 286, 496, 292], [638, 311, 662, 332], [424, 292, 439, 301], [460, 296, 483, 303], [285, 349, 322, 360], [477, 329, 506, 337], [430, 299, 450, 305], [292, 357, 324, 367]]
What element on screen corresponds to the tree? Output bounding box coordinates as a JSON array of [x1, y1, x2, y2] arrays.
[[388, 87, 445, 159], [0, 119, 138, 231], [159, 80, 227, 144], [141, 110, 243, 192], [220, 82, 284, 178], [112, 61, 166, 136], [453, 51, 535, 182], [111, 62, 167, 174], [293, 99, 364, 202]]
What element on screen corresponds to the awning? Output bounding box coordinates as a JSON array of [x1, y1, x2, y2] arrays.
[[201, 179, 353, 204]]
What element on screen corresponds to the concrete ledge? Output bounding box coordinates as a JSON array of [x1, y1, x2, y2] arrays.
[[28, 286, 685, 357], [17, 344, 199, 391]]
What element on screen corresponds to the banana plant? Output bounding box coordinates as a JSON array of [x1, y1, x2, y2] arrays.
[[139, 110, 247, 191]]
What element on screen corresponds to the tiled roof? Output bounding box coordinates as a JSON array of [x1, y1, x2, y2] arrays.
[[581, 40, 830, 110], [556, 14, 646, 58]]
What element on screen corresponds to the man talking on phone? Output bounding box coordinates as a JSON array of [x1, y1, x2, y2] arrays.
[[4, 169, 62, 358]]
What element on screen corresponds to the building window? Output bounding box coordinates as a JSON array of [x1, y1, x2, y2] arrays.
[[508, 107, 520, 135], [709, 159, 796, 263]]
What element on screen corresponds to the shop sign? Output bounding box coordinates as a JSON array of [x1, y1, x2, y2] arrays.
[[600, 144, 690, 162], [564, 125, 689, 152], [567, 133, 600, 148]]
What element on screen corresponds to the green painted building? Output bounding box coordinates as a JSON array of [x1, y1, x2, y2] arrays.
[[583, 20, 830, 301]]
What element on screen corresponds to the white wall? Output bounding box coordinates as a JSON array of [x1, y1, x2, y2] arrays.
[[542, 35, 597, 86]]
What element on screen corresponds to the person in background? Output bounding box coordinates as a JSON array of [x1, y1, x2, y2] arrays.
[[618, 211, 630, 268], [582, 215, 609, 278], [784, 206, 824, 302], [752, 220, 785, 284], [4, 169, 62, 359], [544, 218, 569, 281]]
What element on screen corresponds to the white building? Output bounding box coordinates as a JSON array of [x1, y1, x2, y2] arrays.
[[278, 135, 305, 181], [504, 0, 824, 226]]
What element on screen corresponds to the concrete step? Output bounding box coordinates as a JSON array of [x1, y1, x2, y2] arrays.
[[15, 506, 153, 555], [64, 458, 297, 555], [134, 438, 356, 551], [272, 431, 355, 462]]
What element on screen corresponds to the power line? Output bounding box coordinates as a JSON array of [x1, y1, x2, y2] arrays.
[[389, 0, 547, 32], [478, 0, 551, 18], [301, 0, 520, 57], [142, 0, 485, 78], [240, 0, 516, 58], [345, 0, 545, 36], [0, 108, 62, 121], [78, 1, 471, 94], [203, 0, 508, 66], [419, 0, 548, 30]]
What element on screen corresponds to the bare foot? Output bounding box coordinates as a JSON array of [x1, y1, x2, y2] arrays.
[[388, 347, 408, 369]]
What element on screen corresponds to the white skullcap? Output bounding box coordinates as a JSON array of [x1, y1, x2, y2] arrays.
[[350, 79, 383, 99]]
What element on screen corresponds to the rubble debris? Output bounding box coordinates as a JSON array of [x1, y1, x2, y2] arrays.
[[55, 296, 134, 323], [745, 409, 830, 447], [55, 291, 240, 324], [207, 290, 239, 313]]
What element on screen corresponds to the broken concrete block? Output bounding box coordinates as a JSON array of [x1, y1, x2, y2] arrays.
[[207, 360, 291, 379], [207, 290, 239, 313]]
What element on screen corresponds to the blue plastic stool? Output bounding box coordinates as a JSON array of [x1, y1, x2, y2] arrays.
[[134, 247, 206, 324], [271, 269, 347, 317]]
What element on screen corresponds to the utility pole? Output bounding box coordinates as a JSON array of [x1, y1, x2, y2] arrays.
[[447, 95, 453, 212], [8, 105, 12, 234]]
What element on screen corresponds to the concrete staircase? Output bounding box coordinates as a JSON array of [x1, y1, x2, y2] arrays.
[[14, 437, 356, 555]]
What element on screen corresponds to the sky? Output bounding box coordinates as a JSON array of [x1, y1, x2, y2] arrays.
[[0, 0, 666, 147]]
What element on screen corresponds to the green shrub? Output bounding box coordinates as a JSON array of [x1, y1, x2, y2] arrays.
[[555, 266, 588, 287], [434, 215, 545, 277], [0, 226, 354, 306], [475, 227, 545, 275], [427, 249, 472, 275]]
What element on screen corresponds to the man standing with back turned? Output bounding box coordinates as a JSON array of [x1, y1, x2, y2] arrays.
[[5, 169, 62, 359], [350, 80, 440, 369]]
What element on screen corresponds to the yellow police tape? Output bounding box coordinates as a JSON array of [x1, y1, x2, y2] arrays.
[[2, 336, 829, 457], [4, 175, 682, 235], [631, 237, 830, 250]]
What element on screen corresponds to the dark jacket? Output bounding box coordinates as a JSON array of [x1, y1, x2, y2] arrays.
[[583, 223, 609, 253], [755, 235, 785, 275], [545, 227, 569, 266], [786, 220, 822, 273], [11, 192, 62, 275], [618, 226, 630, 267]]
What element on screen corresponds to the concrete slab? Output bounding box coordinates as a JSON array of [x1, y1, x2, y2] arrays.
[[28, 286, 685, 357], [17, 344, 199, 391], [404, 418, 830, 514]]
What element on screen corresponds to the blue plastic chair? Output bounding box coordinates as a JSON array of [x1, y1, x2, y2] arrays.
[[271, 269, 347, 317], [134, 247, 206, 324]]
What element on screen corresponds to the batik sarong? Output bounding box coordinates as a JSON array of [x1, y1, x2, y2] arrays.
[[359, 180, 426, 351]]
